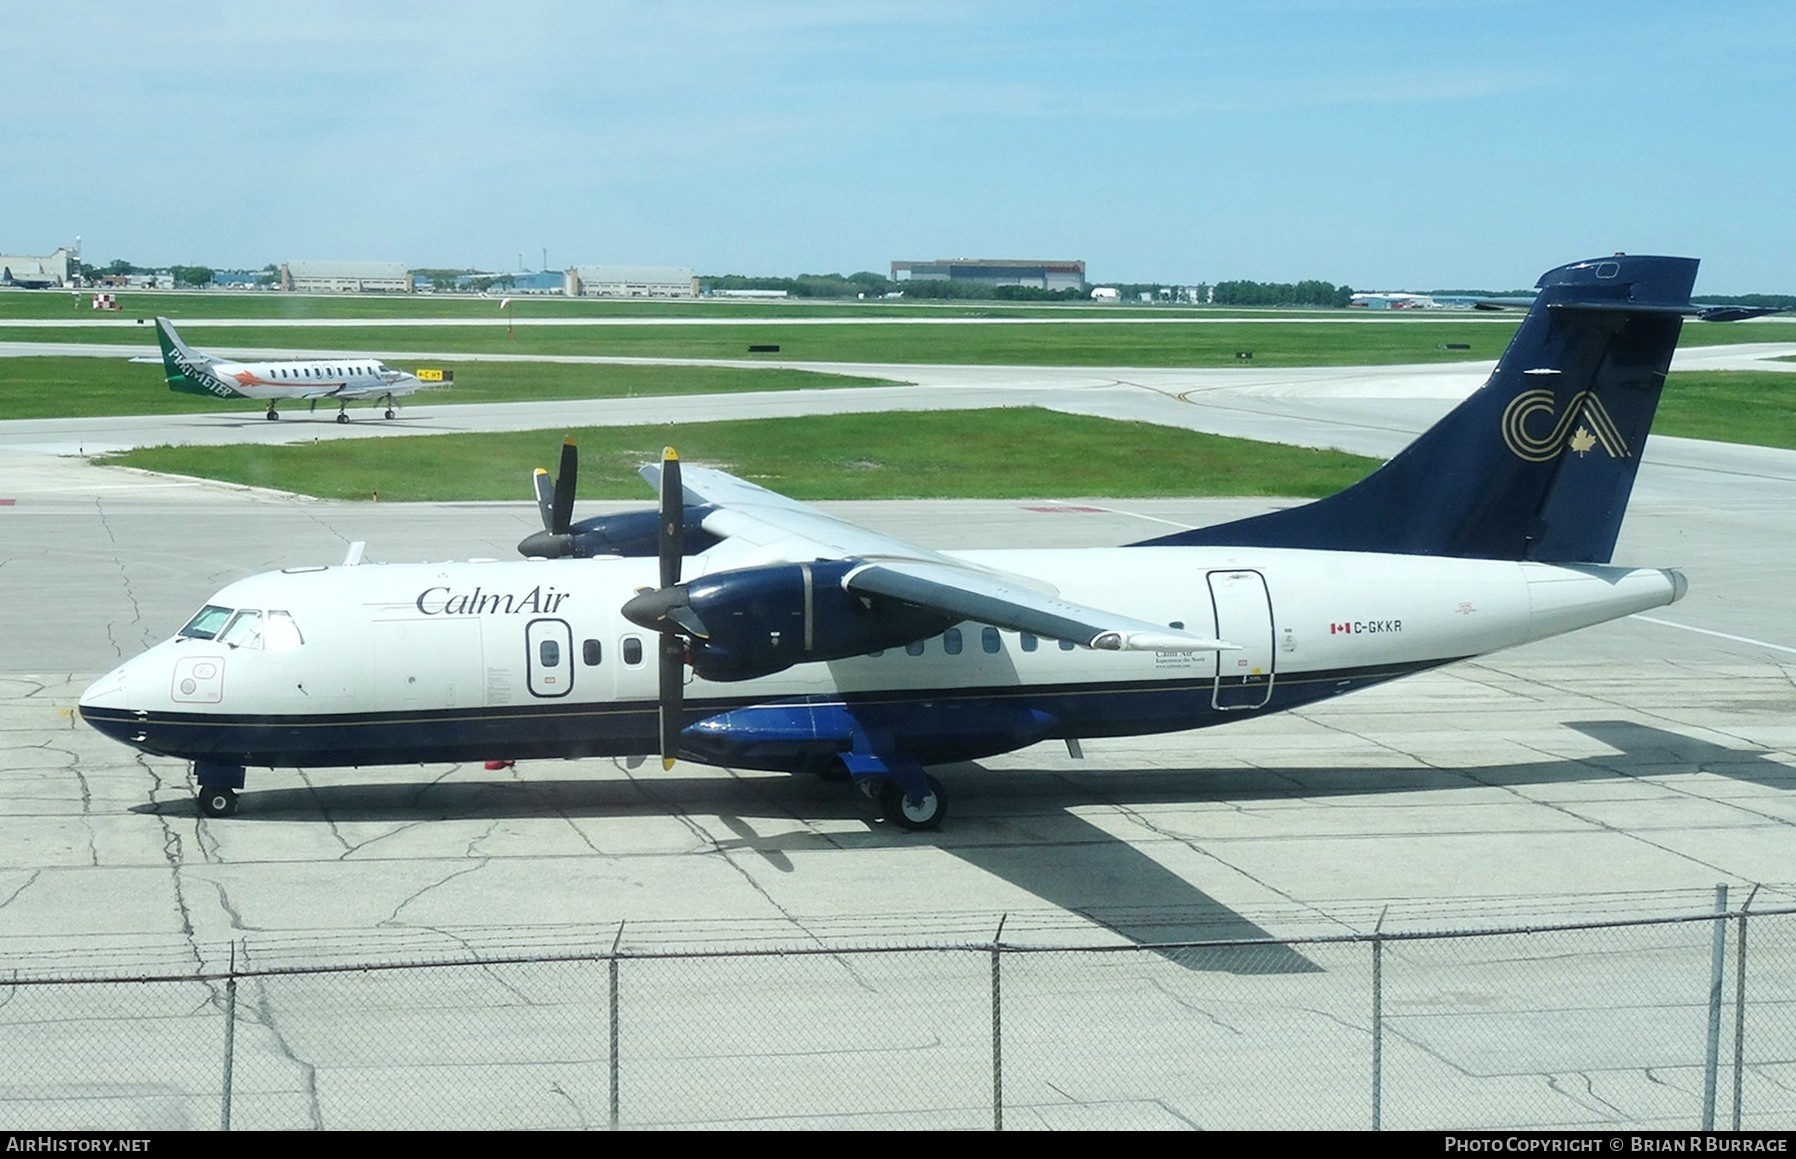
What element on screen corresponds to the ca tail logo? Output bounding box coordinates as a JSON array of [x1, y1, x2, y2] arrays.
[[1500, 390, 1629, 462]]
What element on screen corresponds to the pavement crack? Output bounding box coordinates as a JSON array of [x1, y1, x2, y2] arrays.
[[379, 860, 491, 927]]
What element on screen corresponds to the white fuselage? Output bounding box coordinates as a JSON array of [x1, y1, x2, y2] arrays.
[[203, 356, 423, 402], [77, 545, 1685, 771]]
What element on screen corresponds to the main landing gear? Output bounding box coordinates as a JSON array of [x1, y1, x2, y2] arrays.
[[834, 755, 948, 830], [194, 761, 245, 818], [264, 402, 280, 421], [878, 774, 947, 830]]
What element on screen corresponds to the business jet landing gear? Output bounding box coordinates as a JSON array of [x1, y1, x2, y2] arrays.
[[381, 392, 398, 420], [264, 402, 280, 421], [194, 762, 246, 818]]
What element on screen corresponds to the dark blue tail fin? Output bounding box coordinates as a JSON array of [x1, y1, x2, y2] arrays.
[[1139, 254, 1702, 563]]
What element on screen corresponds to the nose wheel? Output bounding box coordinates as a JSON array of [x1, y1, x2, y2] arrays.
[[193, 761, 245, 818]]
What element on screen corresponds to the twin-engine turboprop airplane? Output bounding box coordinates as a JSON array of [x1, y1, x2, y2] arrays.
[[151, 317, 438, 423], [81, 255, 1765, 828]]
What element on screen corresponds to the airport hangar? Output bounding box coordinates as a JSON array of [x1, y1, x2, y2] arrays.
[[891, 257, 1087, 291]]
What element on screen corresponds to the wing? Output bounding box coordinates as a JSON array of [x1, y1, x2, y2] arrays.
[[645, 463, 1234, 654]]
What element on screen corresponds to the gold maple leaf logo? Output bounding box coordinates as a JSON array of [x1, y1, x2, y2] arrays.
[[1569, 426, 1597, 456]]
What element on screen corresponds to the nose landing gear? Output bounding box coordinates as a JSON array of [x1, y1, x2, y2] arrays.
[[194, 761, 246, 818]]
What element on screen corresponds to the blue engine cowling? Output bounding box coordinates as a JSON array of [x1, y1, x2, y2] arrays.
[[684, 559, 956, 681], [681, 697, 1060, 770]]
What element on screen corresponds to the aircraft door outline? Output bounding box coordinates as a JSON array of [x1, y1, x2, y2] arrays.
[[525, 618, 574, 699], [1208, 569, 1274, 710]]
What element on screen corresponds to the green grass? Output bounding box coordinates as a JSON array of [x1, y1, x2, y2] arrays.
[[0, 317, 1532, 368], [97, 408, 1384, 503], [0, 357, 899, 420], [1658, 371, 1796, 448]]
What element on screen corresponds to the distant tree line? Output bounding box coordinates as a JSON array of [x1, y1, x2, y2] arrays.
[[1210, 279, 1353, 308], [701, 271, 1352, 305], [704, 272, 1141, 302], [703, 272, 892, 298]]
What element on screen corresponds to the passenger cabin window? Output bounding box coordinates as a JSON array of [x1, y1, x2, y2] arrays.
[[179, 604, 235, 640], [623, 637, 644, 665], [539, 639, 560, 667], [1059, 638, 1076, 651], [905, 640, 926, 657], [943, 628, 963, 655], [582, 639, 602, 666], [1021, 633, 1038, 652], [982, 627, 1000, 654]]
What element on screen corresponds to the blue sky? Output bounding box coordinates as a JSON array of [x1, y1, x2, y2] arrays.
[[7, 1, 1794, 292]]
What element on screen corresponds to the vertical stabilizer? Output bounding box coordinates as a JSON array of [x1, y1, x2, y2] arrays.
[[1139, 255, 1701, 563], [154, 317, 235, 399]]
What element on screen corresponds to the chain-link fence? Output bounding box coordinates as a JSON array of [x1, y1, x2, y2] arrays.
[[4, 894, 1793, 1130]]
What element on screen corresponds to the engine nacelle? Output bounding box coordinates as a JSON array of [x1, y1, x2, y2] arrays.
[[519, 506, 719, 560], [683, 560, 955, 681]]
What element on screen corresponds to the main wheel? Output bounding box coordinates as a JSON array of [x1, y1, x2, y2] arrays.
[[198, 786, 238, 818], [265, 410, 279, 421], [335, 412, 349, 424], [384, 408, 395, 420], [879, 775, 946, 830]]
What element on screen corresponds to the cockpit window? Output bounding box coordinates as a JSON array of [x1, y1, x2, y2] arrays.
[[264, 610, 304, 651], [217, 610, 265, 649], [178, 605, 235, 640]]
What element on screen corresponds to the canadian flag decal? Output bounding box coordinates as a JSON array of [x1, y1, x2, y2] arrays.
[[1330, 622, 1353, 635]]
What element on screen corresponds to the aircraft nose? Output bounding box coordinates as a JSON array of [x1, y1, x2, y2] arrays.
[[78, 666, 128, 713]]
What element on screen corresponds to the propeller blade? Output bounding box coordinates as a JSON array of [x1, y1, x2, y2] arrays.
[[659, 447, 683, 590], [656, 447, 687, 768], [532, 467, 556, 532], [551, 437, 578, 535], [659, 634, 684, 770]]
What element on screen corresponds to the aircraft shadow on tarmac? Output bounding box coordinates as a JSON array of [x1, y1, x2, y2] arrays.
[[127, 720, 1791, 977]]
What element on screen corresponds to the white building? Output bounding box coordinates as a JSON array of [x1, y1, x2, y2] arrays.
[[565, 265, 696, 298], [0, 247, 75, 288], [280, 261, 412, 293]]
